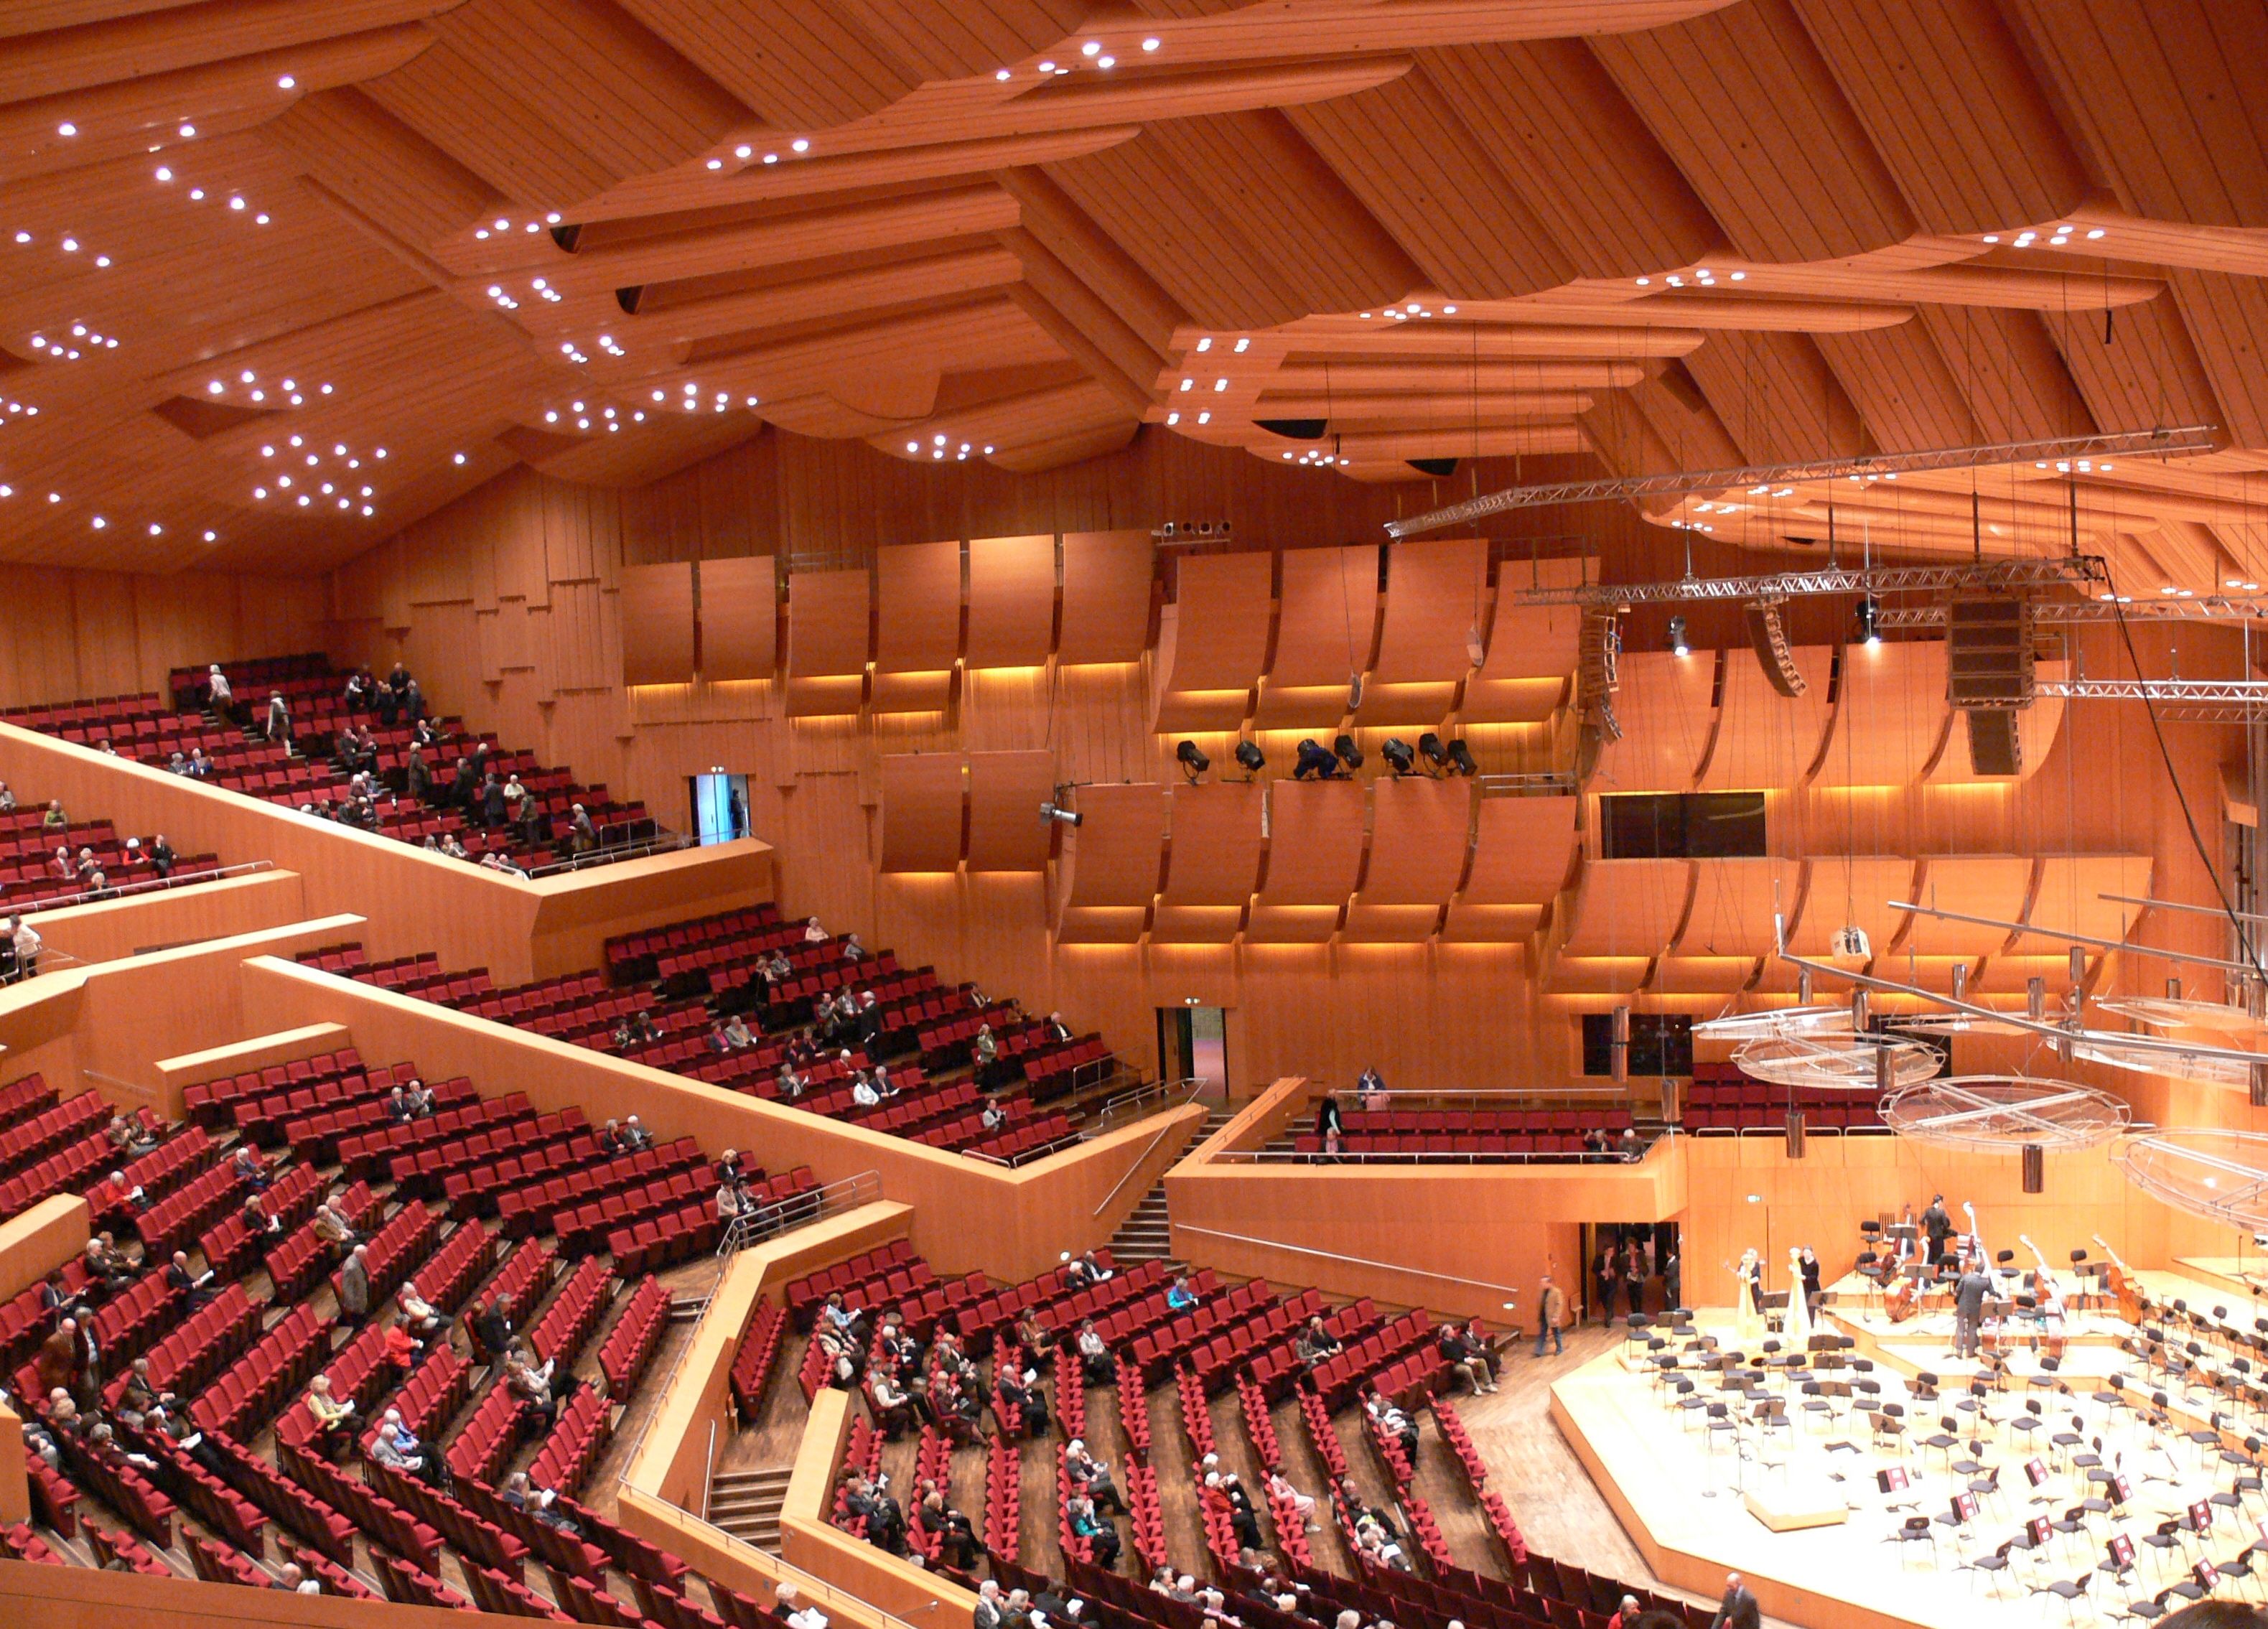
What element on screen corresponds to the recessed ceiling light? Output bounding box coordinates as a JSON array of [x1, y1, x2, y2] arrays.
[[278, 75, 295, 88]]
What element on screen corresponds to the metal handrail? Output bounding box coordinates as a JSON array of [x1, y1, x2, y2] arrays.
[[523, 829, 693, 877], [1173, 1223, 1528, 1301], [1090, 1075, 1205, 1131], [717, 1170, 880, 1257], [9, 858, 274, 916], [1210, 1147, 1657, 1167], [1090, 1106, 1199, 1218]]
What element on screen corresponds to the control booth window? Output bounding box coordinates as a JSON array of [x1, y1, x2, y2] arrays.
[[1600, 792, 1767, 859], [1580, 1014, 1693, 1077]]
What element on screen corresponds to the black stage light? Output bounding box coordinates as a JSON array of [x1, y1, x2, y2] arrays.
[[1292, 739, 1340, 780], [1417, 732, 1448, 771], [1445, 739, 1478, 776], [1333, 734, 1363, 771], [1381, 738, 1416, 775], [1233, 740, 1265, 773], [1175, 740, 1210, 780]]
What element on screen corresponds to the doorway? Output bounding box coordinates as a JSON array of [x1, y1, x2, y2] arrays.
[[1157, 1006, 1229, 1099], [688, 772, 750, 846]]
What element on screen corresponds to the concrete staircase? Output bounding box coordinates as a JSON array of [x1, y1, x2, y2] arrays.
[[707, 1467, 793, 1551], [1105, 1106, 1231, 1263]]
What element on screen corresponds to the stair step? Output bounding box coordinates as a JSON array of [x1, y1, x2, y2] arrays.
[[712, 1467, 793, 1488]]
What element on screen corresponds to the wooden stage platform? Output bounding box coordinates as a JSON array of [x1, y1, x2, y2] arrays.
[[1541, 1295, 2268, 1629]]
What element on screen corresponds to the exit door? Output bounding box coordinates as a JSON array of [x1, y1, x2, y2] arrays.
[[1157, 1007, 1229, 1096]]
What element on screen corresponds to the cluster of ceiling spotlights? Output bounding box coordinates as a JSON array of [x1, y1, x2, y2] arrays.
[[1176, 733, 1474, 782]]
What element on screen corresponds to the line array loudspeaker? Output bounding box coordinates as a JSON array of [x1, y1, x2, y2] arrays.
[[1946, 596, 2034, 707], [1745, 599, 1806, 696], [1573, 609, 1623, 782], [1964, 708, 2022, 775]]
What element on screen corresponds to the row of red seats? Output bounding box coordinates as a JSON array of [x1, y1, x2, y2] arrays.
[[785, 1238, 920, 1324], [107, 1282, 261, 1402], [0, 1126, 111, 1226], [1305, 1304, 1434, 1406], [729, 1299, 785, 1424], [332, 1197, 441, 1310], [963, 1110, 1081, 1165], [83, 1261, 187, 1371], [411, 1210, 500, 1313], [458, 1475, 609, 1583], [445, 1378, 523, 1487], [426, 1108, 594, 1212], [206, 1427, 363, 1569], [556, 1159, 721, 1257], [330, 1077, 493, 1178], [385, 1344, 471, 1444], [529, 1384, 611, 1495], [130, 1139, 249, 1258], [265, 1179, 379, 1301], [605, 902, 782, 978], [202, 1302, 331, 1437], [1193, 1286, 1333, 1394], [1247, 1294, 1369, 1399], [197, 1162, 326, 1279], [149, 1434, 269, 1556], [0, 1090, 110, 1179], [1343, 1108, 1637, 1135], [529, 1257, 617, 1367], [378, 1092, 546, 1191], [82, 1518, 173, 1574], [599, 1277, 670, 1397], [182, 1528, 271, 1587], [500, 1138, 706, 1238], [607, 1198, 723, 1276], [465, 1558, 570, 1620], [0, 1073, 57, 1132], [247, 1061, 422, 1148], [183, 1045, 369, 1126], [370, 1455, 533, 1577], [475, 1238, 557, 1327]]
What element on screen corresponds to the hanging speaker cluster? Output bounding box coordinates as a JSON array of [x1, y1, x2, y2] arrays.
[[1744, 597, 1806, 696]]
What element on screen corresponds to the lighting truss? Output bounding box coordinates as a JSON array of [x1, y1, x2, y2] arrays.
[[1877, 595, 2268, 631], [1382, 425, 2222, 537], [2031, 678, 2268, 722], [1488, 555, 2104, 609]]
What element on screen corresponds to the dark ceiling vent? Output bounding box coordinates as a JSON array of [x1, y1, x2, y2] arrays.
[[614, 286, 644, 315], [549, 223, 582, 252], [1407, 457, 1459, 477], [151, 396, 279, 440], [1254, 417, 1326, 441]]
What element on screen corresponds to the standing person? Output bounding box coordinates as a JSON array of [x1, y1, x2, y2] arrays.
[[1533, 1275, 1565, 1357], [1921, 1194, 1954, 1269], [1953, 1260, 1992, 1360], [1708, 1574, 1760, 1629], [1662, 1246, 1682, 1312], [1624, 1238, 1648, 1319], [9, 914, 40, 983], [338, 1245, 371, 1327], [1798, 1247, 1823, 1315], [1595, 1241, 1619, 1326]]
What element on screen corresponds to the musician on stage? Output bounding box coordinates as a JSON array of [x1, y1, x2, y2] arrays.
[[1953, 1261, 1991, 1360], [1921, 1195, 1953, 1269]]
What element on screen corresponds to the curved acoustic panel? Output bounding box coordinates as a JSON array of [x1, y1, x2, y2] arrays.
[[873, 539, 960, 713], [1154, 551, 1272, 732], [1898, 854, 2033, 955], [786, 568, 869, 716], [696, 554, 777, 681], [1372, 538, 1488, 687], [617, 561, 695, 686], [1559, 858, 1692, 958], [1345, 777, 1472, 942], [1814, 639, 1948, 788], [1058, 528, 1152, 666], [879, 752, 965, 872], [1464, 555, 1585, 723], [2022, 854, 2154, 946], [1255, 545, 1375, 728], [1244, 780, 1365, 942], [1589, 649, 1718, 793], [1699, 643, 1831, 789], [966, 533, 1056, 670], [1678, 857, 1793, 957], [966, 750, 1057, 872], [1057, 782, 1167, 942], [1786, 856, 1918, 957], [1154, 783, 1264, 942]]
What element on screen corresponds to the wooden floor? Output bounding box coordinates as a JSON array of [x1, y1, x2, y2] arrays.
[[1551, 1302, 2268, 1629]]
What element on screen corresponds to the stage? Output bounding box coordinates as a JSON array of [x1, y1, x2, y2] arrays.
[[1542, 1290, 2268, 1629]]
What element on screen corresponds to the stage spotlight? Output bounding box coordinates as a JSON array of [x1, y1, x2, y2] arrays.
[[1039, 802, 1083, 827], [1445, 738, 1478, 776], [1175, 739, 1210, 781], [1292, 738, 1340, 780], [1854, 596, 1881, 645], [1381, 737, 1416, 775], [1333, 734, 1363, 771], [1233, 740, 1265, 774], [1417, 732, 1448, 772], [1667, 615, 1690, 656]]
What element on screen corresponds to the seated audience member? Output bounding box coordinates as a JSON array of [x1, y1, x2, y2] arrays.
[[1268, 1469, 1320, 1529], [568, 803, 598, 854], [870, 1371, 918, 1440], [41, 800, 67, 831], [622, 1113, 651, 1149], [164, 1250, 214, 1312], [1438, 1321, 1500, 1394], [472, 1295, 514, 1361], [398, 1281, 450, 1340], [230, 1144, 268, 1189], [1069, 1493, 1120, 1567], [775, 1585, 829, 1629], [1167, 1275, 1198, 1311], [370, 1418, 444, 1488], [1066, 1439, 1129, 1514], [304, 1374, 358, 1460], [503, 1470, 582, 1534], [382, 1315, 424, 1381], [998, 1367, 1050, 1437], [1075, 1319, 1114, 1386]]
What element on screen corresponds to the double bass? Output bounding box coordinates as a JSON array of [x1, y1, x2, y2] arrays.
[[2020, 1234, 2068, 1357], [2093, 1233, 2146, 1325]]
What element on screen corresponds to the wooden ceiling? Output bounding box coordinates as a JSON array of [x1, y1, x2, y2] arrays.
[[3, 0, 2268, 588]]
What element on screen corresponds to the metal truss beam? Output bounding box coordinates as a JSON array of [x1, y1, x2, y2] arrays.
[[1505, 555, 2105, 608], [1877, 594, 2268, 630], [1383, 425, 2221, 538]]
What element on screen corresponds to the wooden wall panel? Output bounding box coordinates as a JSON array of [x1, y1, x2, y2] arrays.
[[2024, 854, 2152, 946], [1360, 778, 1472, 905], [617, 561, 697, 686], [1058, 529, 1153, 666], [1699, 643, 1833, 790], [1154, 552, 1272, 732], [1251, 780, 1365, 935], [1899, 854, 2033, 955], [1159, 784, 1264, 907], [1678, 856, 1793, 958], [966, 534, 1056, 670], [1460, 795, 1579, 906], [1559, 858, 1692, 958], [1256, 545, 1376, 728], [698, 555, 778, 681], [785, 569, 869, 717], [872, 540, 961, 714], [1058, 783, 1165, 911], [878, 752, 965, 873], [1815, 639, 1951, 788], [1588, 650, 1718, 793], [1466, 556, 1587, 723], [1786, 856, 1918, 956], [965, 750, 1056, 872], [1363, 537, 1487, 724]]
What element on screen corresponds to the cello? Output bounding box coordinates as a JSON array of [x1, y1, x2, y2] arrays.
[[2020, 1234, 2068, 1357], [2092, 1233, 2146, 1326]]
